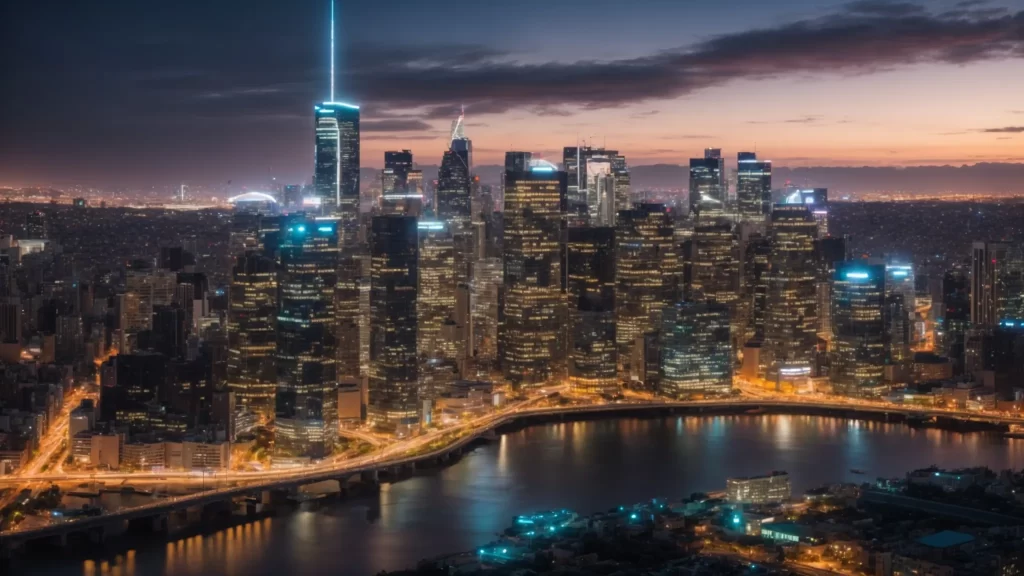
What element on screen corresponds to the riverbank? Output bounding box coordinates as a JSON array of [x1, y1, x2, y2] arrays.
[[6, 412, 1023, 575]]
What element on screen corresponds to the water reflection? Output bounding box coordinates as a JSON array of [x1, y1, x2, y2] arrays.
[[37, 416, 1024, 576]]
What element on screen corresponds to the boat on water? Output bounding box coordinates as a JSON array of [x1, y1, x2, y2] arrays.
[[1005, 424, 1024, 439]]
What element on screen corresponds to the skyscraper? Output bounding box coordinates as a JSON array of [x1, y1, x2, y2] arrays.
[[941, 268, 970, 375], [567, 226, 617, 394], [383, 150, 414, 195], [741, 234, 771, 343], [438, 147, 471, 222], [971, 241, 1009, 326], [417, 219, 457, 395], [501, 162, 567, 387], [274, 217, 339, 461], [736, 152, 772, 223], [831, 262, 886, 396], [368, 215, 419, 430], [438, 112, 473, 286], [659, 302, 733, 398], [689, 149, 726, 219], [761, 204, 819, 383], [313, 102, 360, 242], [471, 257, 502, 372], [615, 203, 680, 383], [690, 221, 739, 307], [563, 146, 628, 226], [227, 252, 277, 419]]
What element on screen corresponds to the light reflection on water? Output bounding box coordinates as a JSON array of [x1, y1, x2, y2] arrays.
[[27, 416, 1024, 576]]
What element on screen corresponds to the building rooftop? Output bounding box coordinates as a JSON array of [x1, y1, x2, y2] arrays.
[[916, 530, 975, 549]]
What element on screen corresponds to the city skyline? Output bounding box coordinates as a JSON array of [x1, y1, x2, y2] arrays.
[[3, 0, 1024, 188]]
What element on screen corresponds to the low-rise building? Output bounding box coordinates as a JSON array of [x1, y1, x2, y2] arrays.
[[727, 471, 791, 504]]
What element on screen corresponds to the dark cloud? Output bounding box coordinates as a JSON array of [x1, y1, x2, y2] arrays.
[[361, 119, 434, 132], [342, 3, 1024, 115], [844, 1, 926, 17], [981, 126, 1024, 133]]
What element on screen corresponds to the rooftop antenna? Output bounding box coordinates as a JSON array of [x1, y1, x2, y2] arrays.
[[330, 0, 335, 101]]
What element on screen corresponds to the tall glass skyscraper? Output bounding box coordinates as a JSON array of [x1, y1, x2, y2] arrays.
[[971, 240, 1010, 326], [691, 221, 739, 307], [831, 262, 886, 396], [368, 215, 419, 430], [659, 302, 733, 398], [274, 217, 339, 461], [383, 150, 414, 195], [227, 252, 277, 420], [417, 219, 457, 395], [736, 152, 772, 223], [615, 203, 680, 383], [562, 146, 629, 226], [471, 257, 502, 372], [567, 226, 617, 394], [501, 163, 567, 387], [688, 149, 726, 219], [313, 102, 360, 245], [941, 268, 970, 375], [762, 204, 819, 383]]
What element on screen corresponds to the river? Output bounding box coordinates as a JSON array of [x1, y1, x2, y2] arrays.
[[24, 414, 1024, 576]]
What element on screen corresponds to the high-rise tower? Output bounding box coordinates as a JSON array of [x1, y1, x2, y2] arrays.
[[313, 1, 360, 245], [501, 161, 567, 387], [368, 215, 420, 430], [274, 217, 340, 461], [736, 152, 771, 223]]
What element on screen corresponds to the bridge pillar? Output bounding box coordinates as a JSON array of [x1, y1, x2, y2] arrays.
[[361, 469, 379, 484], [334, 475, 350, 494], [151, 513, 168, 533]]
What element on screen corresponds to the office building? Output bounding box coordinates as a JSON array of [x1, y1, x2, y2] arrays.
[[727, 471, 791, 504], [831, 262, 886, 396], [971, 241, 1009, 326], [615, 203, 680, 382], [761, 204, 819, 383], [659, 302, 732, 398], [566, 227, 617, 394], [736, 152, 772, 223], [125, 268, 178, 333], [688, 149, 726, 219], [815, 236, 848, 339], [368, 215, 419, 429], [226, 252, 277, 419], [274, 217, 340, 460], [383, 150, 414, 194], [501, 161, 567, 387], [690, 221, 739, 307], [941, 268, 970, 375], [471, 257, 502, 371], [779, 187, 829, 236], [26, 211, 47, 239], [562, 146, 629, 226], [313, 102, 360, 245], [741, 234, 771, 343], [417, 219, 457, 395]]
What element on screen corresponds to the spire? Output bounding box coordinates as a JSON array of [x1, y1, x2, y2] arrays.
[[330, 0, 335, 101], [450, 106, 466, 145]]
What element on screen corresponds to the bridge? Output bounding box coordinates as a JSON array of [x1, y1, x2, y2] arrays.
[[2, 396, 1019, 556]]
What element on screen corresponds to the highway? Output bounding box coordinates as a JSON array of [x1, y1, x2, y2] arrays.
[[0, 387, 93, 509], [3, 392, 1022, 489], [4, 388, 1023, 537]]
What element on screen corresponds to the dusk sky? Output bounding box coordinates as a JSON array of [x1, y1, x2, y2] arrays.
[[2, 0, 1023, 188]]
